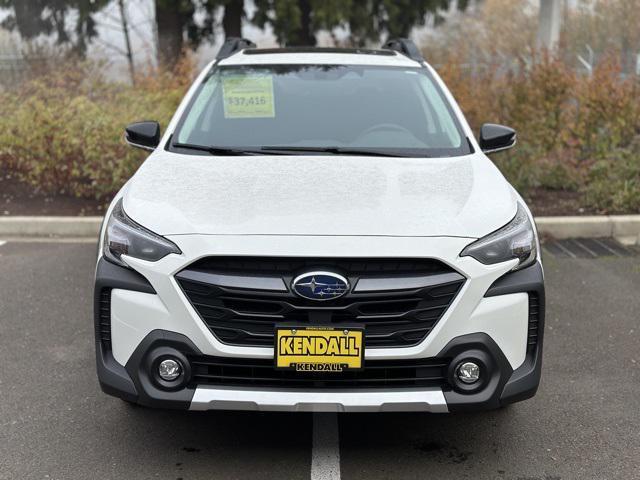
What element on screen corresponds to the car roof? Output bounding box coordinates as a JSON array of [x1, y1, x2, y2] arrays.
[[218, 47, 424, 68]]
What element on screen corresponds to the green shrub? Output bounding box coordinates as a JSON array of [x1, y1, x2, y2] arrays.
[[0, 51, 639, 214], [582, 138, 640, 213], [439, 53, 640, 213], [0, 60, 190, 200]]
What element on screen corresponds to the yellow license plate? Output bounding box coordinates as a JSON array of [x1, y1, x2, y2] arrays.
[[275, 326, 364, 372]]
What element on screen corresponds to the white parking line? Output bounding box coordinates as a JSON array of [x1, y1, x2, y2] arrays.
[[0, 237, 95, 243], [571, 238, 598, 257], [311, 413, 341, 480], [554, 241, 577, 258]]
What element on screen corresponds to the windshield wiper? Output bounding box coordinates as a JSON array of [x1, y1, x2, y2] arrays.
[[173, 142, 412, 157], [259, 146, 410, 157], [172, 142, 273, 156]]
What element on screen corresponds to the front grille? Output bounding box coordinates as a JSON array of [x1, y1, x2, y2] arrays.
[[98, 289, 112, 350], [176, 257, 465, 348], [527, 292, 540, 353], [188, 355, 450, 389], [184, 257, 454, 276]]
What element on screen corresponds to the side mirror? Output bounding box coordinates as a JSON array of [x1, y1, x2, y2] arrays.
[[479, 123, 516, 154], [125, 121, 160, 151]]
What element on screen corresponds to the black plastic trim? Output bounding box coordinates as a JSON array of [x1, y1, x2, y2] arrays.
[[483, 261, 545, 405], [216, 37, 256, 59], [436, 333, 513, 412], [500, 339, 543, 405], [97, 327, 543, 410], [96, 342, 138, 402], [479, 123, 516, 153], [484, 261, 544, 297], [125, 121, 160, 150], [94, 257, 156, 350], [95, 257, 156, 295], [383, 38, 424, 61], [175, 257, 465, 349], [243, 47, 395, 56], [498, 271, 545, 404], [124, 330, 202, 409], [94, 257, 158, 403]]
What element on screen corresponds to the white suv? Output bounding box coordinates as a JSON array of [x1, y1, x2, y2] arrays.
[[95, 38, 544, 412]]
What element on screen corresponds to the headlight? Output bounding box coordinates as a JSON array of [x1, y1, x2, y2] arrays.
[[460, 203, 537, 271], [103, 199, 181, 268]]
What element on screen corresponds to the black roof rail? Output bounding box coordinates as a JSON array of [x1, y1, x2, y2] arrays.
[[216, 37, 256, 60], [382, 38, 424, 62]]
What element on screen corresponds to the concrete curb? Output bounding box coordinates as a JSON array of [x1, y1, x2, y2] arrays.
[[535, 215, 640, 245], [0, 215, 639, 244], [0, 216, 103, 238]]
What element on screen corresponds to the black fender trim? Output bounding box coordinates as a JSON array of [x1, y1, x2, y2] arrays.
[[483, 261, 546, 405], [94, 257, 156, 296], [500, 343, 543, 405], [94, 257, 156, 403], [93, 257, 156, 345], [484, 261, 544, 297], [96, 342, 138, 402], [436, 330, 545, 411], [436, 333, 513, 412], [124, 330, 203, 409]]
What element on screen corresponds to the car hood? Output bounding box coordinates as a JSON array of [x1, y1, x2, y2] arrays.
[[123, 151, 517, 238]]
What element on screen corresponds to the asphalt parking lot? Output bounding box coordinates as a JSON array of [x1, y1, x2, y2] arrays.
[[0, 241, 638, 480]]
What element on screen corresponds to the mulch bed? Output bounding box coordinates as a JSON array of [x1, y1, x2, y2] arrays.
[[0, 172, 107, 216], [0, 172, 601, 217], [522, 188, 600, 216]]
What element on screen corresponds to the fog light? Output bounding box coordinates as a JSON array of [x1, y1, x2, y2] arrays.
[[158, 358, 182, 381], [456, 361, 480, 384]]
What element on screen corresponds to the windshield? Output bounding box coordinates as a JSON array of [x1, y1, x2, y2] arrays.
[[170, 64, 471, 157]]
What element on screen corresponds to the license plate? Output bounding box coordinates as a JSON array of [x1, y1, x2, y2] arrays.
[[275, 326, 364, 372]]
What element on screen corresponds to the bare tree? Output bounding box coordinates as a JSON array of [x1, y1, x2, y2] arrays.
[[117, 0, 135, 84], [538, 0, 563, 50]]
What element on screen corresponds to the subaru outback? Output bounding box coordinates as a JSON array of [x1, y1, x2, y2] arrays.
[[95, 38, 544, 412]]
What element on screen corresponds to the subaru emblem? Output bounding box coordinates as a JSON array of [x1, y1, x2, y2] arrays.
[[292, 271, 349, 301]]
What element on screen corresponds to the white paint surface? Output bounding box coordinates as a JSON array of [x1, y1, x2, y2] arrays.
[[123, 151, 517, 238]]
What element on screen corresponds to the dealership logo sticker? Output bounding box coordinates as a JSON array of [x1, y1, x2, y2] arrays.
[[292, 272, 349, 301], [275, 327, 364, 371]]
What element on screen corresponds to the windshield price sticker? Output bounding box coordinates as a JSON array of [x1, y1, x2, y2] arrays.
[[222, 75, 275, 119]]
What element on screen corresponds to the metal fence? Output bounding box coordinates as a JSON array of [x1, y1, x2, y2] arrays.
[[0, 55, 51, 90], [0, 55, 28, 89]]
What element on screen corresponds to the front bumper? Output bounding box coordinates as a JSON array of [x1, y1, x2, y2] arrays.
[[96, 325, 543, 412], [189, 386, 449, 412], [94, 235, 545, 412]]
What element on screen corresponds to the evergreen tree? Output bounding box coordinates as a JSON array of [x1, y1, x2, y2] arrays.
[[0, 0, 110, 55], [251, 0, 471, 47]]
